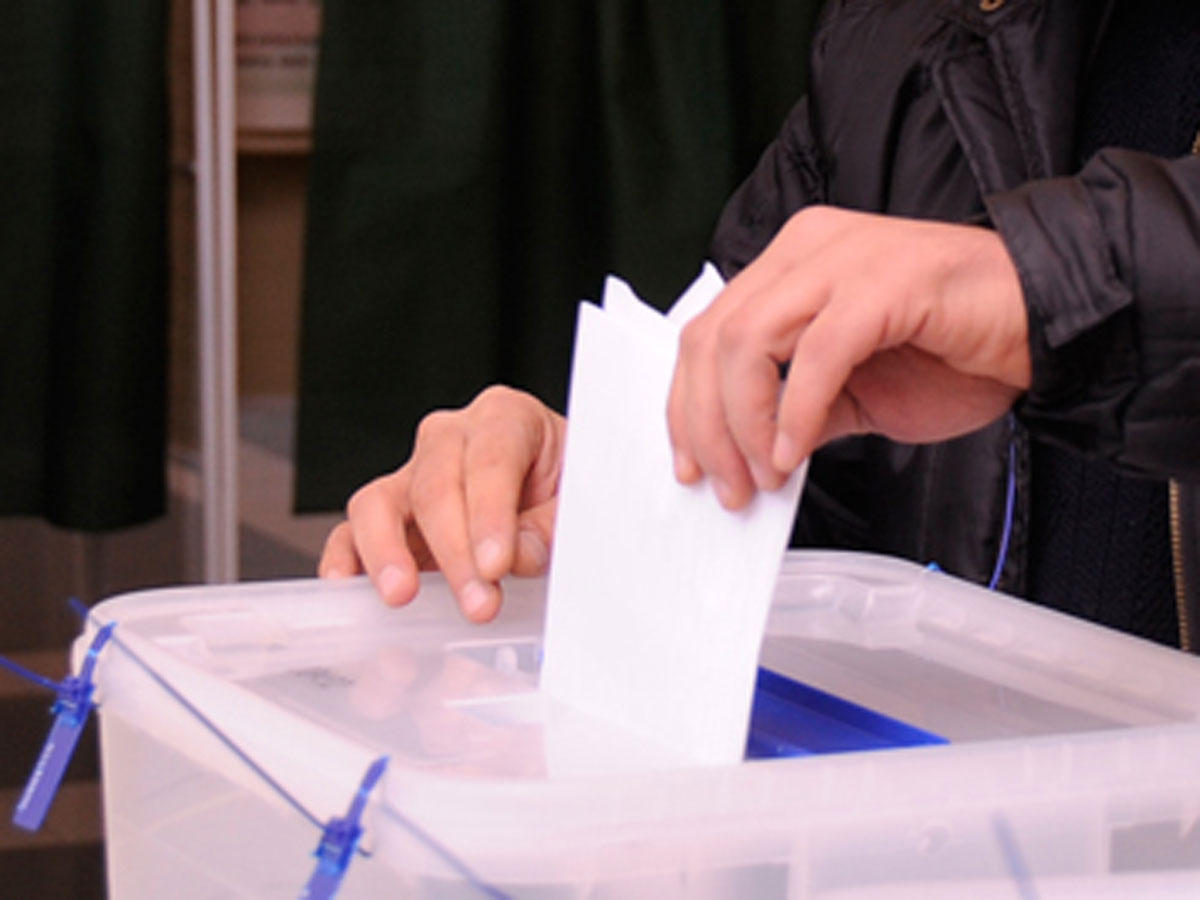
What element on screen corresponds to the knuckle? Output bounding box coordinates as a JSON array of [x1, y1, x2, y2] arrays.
[[715, 310, 760, 358], [345, 482, 378, 519], [474, 391, 521, 426], [321, 521, 349, 554], [783, 207, 812, 237], [787, 204, 835, 239], [407, 466, 449, 513], [470, 386, 548, 450], [345, 464, 408, 519], [414, 408, 456, 445], [474, 384, 518, 406], [678, 319, 708, 356], [470, 385, 532, 424], [468, 432, 510, 467]]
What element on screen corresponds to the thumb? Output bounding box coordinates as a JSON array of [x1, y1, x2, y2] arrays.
[[813, 392, 872, 449]]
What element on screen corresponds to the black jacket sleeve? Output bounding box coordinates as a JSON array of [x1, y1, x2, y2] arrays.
[[708, 95, 827, 279], [986, 149, 1200, 482]]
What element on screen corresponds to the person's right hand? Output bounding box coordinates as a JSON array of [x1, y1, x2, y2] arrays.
[[318, 386, 566, 623]]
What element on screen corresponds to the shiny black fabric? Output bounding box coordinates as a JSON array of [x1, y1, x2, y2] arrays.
[[1027, 0, 1200, 647], [710, 0, 1200, 646]]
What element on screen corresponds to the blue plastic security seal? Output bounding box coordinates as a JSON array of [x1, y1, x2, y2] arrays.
[[7, 620, 116, 831], [300, 755, 389, 900]]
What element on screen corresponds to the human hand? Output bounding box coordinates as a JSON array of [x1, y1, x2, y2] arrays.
[[319, 386, 566, 622], [668, 206, 1031, 508]]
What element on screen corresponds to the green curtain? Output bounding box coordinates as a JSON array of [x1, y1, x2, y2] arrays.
[[296, 1, 823, 511], [0, 2, 169, 529]]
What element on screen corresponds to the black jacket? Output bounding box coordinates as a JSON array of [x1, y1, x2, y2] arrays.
[[709, 0, 1200, 649]]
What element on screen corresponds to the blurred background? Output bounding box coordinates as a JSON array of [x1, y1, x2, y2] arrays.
[[0, 0, 821, 894]]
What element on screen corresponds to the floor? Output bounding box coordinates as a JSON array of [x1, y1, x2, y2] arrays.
[[0, 398, 342, 898]]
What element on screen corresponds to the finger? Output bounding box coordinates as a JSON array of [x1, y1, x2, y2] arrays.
[[318, 521, 363, 579], [669, 277, 759, 487], [345, 471, 422, 607], [461, 399, 549, 582], [817, 391, 872, 447], [675, 316, 757, 508], [722, 353, 787, 490], [406, 428, 502, 624], [512, 498, 556, 576], [774, 295, 885, 470], [715, 297, 798, 490], [666, 359, 702, 484], [668, 221, 832, 500]]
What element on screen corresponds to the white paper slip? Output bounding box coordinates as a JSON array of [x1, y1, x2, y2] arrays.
[[540, 264, 807, 767]]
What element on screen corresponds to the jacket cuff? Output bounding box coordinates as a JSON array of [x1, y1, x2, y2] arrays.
[[984, 174, 1138, 454], [985, 174, 1133, 349]]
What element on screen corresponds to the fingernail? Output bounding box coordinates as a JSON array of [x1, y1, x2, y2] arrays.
[[322, 566, 346, 580], [475, 537, 505, 577], [712, 477, 737, 508], [748, 460, 781, 491], [772, 433, 799, 472], [673, 449, 690, 479], [460, 579, 494, 619], [674, 449, 699, 483], [518, 528, 548, 572], [377, 564, 407, 602]]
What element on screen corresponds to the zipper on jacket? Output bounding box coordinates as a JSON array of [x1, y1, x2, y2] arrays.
[[1178, 134, 1200, 651], [1169, 481, 1190, 651]]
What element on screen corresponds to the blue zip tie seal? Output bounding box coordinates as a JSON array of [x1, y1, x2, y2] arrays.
[[9, 620, 116, 831], [61, 602, 503, 897], [301, 755, 389, 900]]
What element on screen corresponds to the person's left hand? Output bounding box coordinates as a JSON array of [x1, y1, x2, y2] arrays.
[[667, 206, 1032, 509]]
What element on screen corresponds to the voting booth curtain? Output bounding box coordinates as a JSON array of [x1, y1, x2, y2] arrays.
[[0, 2, 169, 529], [295, 1, 823, 511]]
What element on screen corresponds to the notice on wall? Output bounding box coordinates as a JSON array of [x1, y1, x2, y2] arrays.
[[236, 0, 321, 141]]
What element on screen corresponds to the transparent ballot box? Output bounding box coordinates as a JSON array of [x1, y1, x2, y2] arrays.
[[72, 551, 1200, 898]]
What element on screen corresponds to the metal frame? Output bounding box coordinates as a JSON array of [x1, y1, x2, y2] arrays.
[[192, 0, 239, 582]]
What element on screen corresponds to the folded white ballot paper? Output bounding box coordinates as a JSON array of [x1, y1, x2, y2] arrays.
[[540, 263, 807, 766]]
